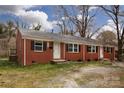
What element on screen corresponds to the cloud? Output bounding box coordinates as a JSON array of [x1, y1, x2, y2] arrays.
[[92, 19, 116, 39], [77, 14, 82, 20], [0, 5, 54, 30], [16, 10, 53, 30], [0, 5, 32, 14], [89, 6, 98, 12], [101, 19, 116, 31]]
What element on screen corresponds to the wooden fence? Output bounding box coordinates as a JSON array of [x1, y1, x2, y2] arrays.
[[9, 49, 17, 61], [0, 39, 8, 57]]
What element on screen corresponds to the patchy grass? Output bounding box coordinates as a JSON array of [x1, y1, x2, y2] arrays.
[[119, 73, 124, 81], [0, 58, 123, 88], [0, 59, 84, 87]]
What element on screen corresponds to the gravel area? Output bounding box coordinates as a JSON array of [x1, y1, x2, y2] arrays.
[[51, 65, 124, 88]]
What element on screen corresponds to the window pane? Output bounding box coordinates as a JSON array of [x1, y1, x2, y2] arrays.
[[68, 44, 73, 52], [35, 46, 42, 50], [74, 44, 77, 49], [68, 48, 73, 52], [74, 48, 78, 52], [107, 47, 111, 53], [68, 44, 73, 48], [35, 42, 42, 46], [74, 44, 78, 52], [92, 46, 96, 53], [87, 46, 91, 52], [104, 47, 107, 52]]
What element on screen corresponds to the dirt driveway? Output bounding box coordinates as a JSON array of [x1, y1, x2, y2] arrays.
[[0, 59, 124, 88], [49, 63, 124, 88]]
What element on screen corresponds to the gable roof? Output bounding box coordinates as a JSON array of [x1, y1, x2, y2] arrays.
[[19, 28, 115, 47]]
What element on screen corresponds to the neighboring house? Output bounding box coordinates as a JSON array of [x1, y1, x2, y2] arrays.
[[16, 28, 115, 66]]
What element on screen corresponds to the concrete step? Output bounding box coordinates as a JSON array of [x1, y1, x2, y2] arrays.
[[51, 59, 67, 64]]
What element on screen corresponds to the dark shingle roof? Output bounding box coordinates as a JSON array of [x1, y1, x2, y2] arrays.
[[19, 28, 112, 46]]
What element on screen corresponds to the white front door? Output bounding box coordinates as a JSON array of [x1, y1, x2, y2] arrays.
[[100, 46, 104, 59], [53, 42, 60, 59]]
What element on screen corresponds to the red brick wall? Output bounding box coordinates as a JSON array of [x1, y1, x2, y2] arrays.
[[16, 30, 24, 65], [25, 40, 53, 65], [103, 47, 115, 60], [85, 45, 99, 61]]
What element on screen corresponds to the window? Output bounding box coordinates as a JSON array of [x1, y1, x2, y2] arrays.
[[87, 46, 91, 52], [34, 41, 43, 51], [104, 47, 112, 53], [107, 47, 111, 53], [68, 44, 73, 52], [104, 47, 107, 52], [87, 45, 97, 53], [31, 40, 47, 51], [92, 46, 96, 52], [67, 44, 79, 53], [74, 44, 78, 52]]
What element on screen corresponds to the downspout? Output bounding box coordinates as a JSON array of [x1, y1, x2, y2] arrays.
[[113, 47, 115, 60], [24, 39, 26, 66], [98, 46, 100, 60], [64, 43, 65, 60], [83, 45, 85, 61]]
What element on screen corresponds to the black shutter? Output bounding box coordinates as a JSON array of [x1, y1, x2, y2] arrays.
[[111, 48, 113, 53], [87, 45, 89, 52], [66, 44, 68, 52], [49, 42, 53, 49], [43, 41, 47, 51], [96, 46, 98, 52], [79, 45, 81, 52], [31, 40, 34, 50]]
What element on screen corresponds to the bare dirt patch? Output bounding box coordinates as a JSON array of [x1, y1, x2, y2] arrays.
[[50, 66, 124, 88]]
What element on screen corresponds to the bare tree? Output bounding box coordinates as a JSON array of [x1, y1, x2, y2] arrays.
[[6, 21, 16, 42], [101, 5, 124, 61], [71, 6, 96, 37], [97, 30, 117, 45], [32, 24, 42, 31], [55, 6, 75, 35], [55, 5, 100, 38]]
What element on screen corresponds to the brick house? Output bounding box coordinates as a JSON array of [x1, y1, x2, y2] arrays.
[[16, 28, 115, 66]]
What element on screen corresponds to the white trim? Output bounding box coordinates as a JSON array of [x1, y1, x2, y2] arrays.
[[87, 45, 97, 53], [100, 46, 103, 59], [22, 36, 53, 42], [24, 39, 26, 66], [47, 42, 49, 48], [67, 43, 79, 53], [22, 36, 116, 47], [65, 42, 82, 45], [34, 50, 43, 52]]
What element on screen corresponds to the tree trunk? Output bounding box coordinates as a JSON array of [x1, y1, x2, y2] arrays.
[[117, 40, 123, 61]]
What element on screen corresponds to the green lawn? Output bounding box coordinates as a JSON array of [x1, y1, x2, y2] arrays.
[[0, 58, 123, 88]]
